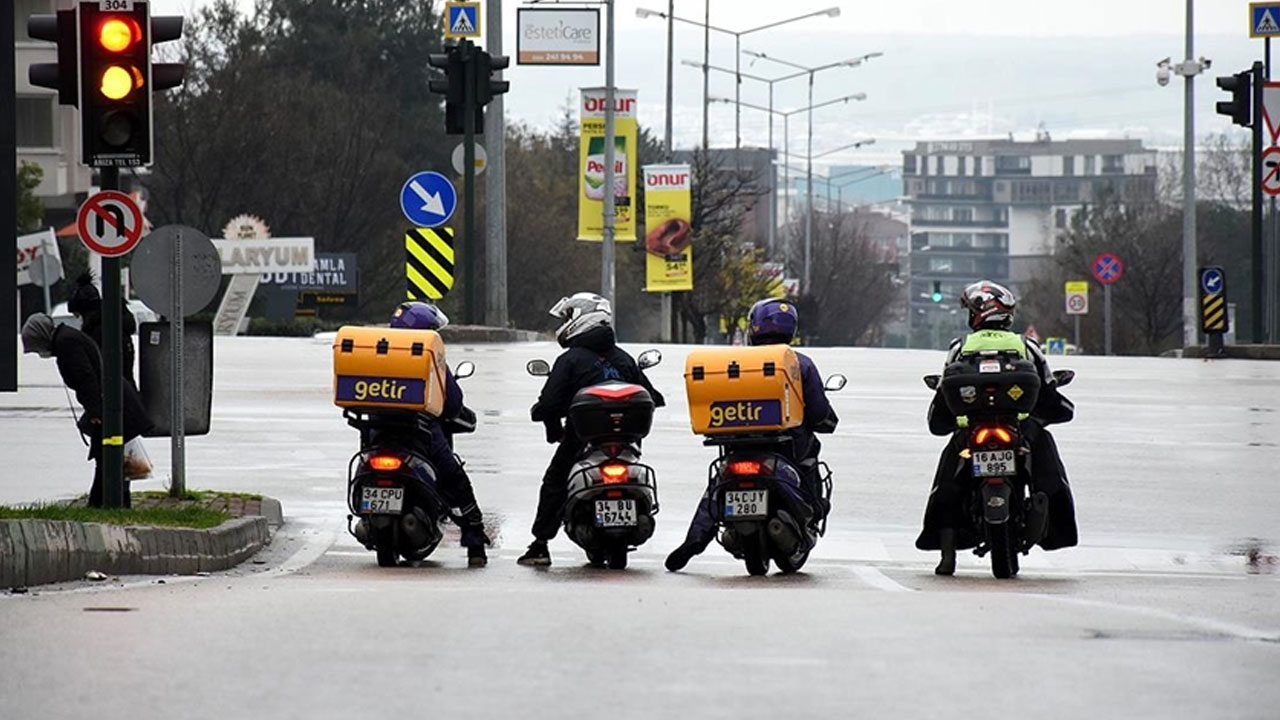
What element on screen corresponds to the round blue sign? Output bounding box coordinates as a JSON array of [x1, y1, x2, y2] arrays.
[[400, 171, 457, 228], [1200, 267, 1224, 296]]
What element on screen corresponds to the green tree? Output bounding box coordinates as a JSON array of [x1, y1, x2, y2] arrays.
[[16, 162, 44, 232]]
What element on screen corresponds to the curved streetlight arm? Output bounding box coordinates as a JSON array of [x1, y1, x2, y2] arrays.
[[739, 7, 841, 36], [682, 59, 777, 85], [711, 92, 864, 117], [638, 6, 838, 38], [744, 49, 882, 73]]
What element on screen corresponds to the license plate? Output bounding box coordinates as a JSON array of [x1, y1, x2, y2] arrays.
[[972, 450, 1016, 477], [979, 359, 1001, 373], [361, 486, 405, 514], [594, 499, 637, 527], [724, 490, 768, 519]]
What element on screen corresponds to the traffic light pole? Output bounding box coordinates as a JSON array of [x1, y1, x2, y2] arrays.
[[100, 166, 126, 508], [1253, 61, 1265, 344], [463, 40, 478, 326], [2, 4, 17, 392]]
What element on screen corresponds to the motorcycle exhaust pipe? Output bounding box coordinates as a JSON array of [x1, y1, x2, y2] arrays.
[[767, 510, 801, 556], [400, 508, 432, 551]]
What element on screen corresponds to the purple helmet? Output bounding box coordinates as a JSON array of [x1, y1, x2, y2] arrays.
[[747, 298, 798, 346], [390, 301, 449, 331]]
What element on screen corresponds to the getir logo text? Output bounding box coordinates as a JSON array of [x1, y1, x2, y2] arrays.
[[337, 376, 426, 406], [708, 399, 782, 428]]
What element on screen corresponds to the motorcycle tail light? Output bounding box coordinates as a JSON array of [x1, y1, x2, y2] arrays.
[[726, 460, 763, 476], [737, 481, 756, 489], [601, 463, 629, 484], [369, 455, 403, 472], [606, 490, 623, 499], [973, 426, 1014, 446]]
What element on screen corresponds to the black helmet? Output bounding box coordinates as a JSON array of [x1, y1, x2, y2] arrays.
[[960, 280, 1016, 330]]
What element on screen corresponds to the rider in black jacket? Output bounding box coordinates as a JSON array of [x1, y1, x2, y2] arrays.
[[517, 293, 665, 567]]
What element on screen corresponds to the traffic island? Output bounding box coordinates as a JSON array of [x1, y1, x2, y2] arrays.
[[0, 491, 283, 590]]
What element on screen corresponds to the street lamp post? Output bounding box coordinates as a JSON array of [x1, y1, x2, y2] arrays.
[[713, 93, 866, 271], [744, 50, 882, 292], [636, 6, 840, 157]]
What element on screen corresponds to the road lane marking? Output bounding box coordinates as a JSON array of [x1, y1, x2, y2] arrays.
[[1033, 594, 1280, 643], [850, 565, 914, 592]]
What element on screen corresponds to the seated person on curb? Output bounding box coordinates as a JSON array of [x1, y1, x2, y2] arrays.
[[516, 292, 665, 567], [371, 302, 490, 567], [665, 298, 839, 573], [917, 280, 1078, 576]]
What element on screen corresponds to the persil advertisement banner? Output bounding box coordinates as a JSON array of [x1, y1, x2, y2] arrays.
[[577, 88, 637, 242], [642, 164, 693, 292], [517, 8, 600, 65]]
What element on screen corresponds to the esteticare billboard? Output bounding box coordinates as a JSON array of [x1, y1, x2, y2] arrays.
[[517, 8, 600, 65]]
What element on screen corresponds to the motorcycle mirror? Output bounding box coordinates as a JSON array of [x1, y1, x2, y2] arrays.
[[526, 359, 551, 377], [454, 361, 475, 380], [923, 374, 941, 390], [638, 349, 663, 369], [1053, 369, 1075, 387], [824, 374, 847, 392]]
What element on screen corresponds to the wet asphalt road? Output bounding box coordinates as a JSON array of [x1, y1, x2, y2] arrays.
[[1, 338, 1278, 719]]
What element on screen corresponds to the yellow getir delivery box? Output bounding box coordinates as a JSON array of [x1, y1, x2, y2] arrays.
[[684, 345, 805, 435], [333, 327, 448, 415]]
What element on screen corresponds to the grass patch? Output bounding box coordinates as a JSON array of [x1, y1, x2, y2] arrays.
[[135, 489, 261, 502], [0, 503, 230, 529]]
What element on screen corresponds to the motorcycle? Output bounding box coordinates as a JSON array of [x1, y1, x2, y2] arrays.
[[526, 349, 663, 570], [344, 361, 477, 567], [923, 352, 1074, 579], [704, 374, 847, 576]]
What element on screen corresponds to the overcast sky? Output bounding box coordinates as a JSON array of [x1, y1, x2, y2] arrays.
[[150, 1, 1256, 168]]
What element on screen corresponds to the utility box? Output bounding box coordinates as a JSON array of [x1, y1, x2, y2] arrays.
[[138, 321, 214, 436], [332, 327, 448, 415], [684, 345, 805, 435]]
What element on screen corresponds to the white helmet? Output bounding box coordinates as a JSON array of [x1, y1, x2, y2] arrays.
[[549, 292, 612, 346]]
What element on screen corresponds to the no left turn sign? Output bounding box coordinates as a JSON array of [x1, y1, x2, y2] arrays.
[[77, 191, 144, 257]]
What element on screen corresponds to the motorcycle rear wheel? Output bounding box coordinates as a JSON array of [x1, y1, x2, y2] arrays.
[[744, 529, 771, 576], [986, 521, 1017, 579], [606, 547, 629, 570], [374, 524, 398, 568]]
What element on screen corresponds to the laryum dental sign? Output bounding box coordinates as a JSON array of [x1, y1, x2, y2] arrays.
[[517, 8, 600, 65]]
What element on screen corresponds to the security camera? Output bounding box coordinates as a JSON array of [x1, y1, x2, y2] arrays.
[[1157, 65, 1171, 86]]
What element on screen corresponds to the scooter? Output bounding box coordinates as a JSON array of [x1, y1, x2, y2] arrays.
[[924, 352, 1074, 578], [704, 374, 846, 576], [526, 349, 663, 569], [344, 361, 476, 567]]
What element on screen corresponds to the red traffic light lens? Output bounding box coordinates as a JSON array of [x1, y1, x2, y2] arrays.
[[98, 18, 141, 53]]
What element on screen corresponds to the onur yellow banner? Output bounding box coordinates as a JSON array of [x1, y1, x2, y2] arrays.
[[642, 164, 693, 292], [577, 87, 637, 241]]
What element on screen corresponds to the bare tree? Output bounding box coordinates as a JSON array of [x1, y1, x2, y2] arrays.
[[801, 208, 902, 346]]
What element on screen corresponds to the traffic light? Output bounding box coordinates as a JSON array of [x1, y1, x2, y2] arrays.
[[78, 2, 185, 168], [28, 10, 79, 106], [931, 281, 944, 303], [429, 44, 478, 135], [475, 51, 509, 107], [1216, 70, 1253, 127]]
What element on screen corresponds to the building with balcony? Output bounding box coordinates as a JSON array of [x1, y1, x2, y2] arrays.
[[902, 136, 1157, 348], [14, 0, 93, 221]]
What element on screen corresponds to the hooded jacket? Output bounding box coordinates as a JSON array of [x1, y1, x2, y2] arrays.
[[531, 325, 665, 425]]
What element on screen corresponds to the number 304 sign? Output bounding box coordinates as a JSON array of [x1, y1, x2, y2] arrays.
[[100, 0, 134, 11]]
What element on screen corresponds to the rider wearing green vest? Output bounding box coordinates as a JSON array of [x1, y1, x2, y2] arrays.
[[918, 281, 1078, 575]]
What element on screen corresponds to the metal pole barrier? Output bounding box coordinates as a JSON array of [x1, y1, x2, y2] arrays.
[[1104, 283, 1113, 356], [1073, 314, 1081, 351], [463, 40, 478, 325], [170, 228, 186, 496], [702, 1, 709, 151], [1253, 61, 1265, 343], [767, 83, 775, 257], [485, 0, 509, 327], [804, 71, 814, 292], [1180, 0, 1199, 350], [602, 0, 616, 310], [100, 166, 125, 508], [660, 0, 674, 342]]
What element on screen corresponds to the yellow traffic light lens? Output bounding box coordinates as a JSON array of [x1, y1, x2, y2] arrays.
[[99, 18, 139, 52], [100, 65, 134, 100]]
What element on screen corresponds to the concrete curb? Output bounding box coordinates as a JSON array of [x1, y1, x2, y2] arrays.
[[0, 515, 272, 590], [439, 325, 549, 343], [1165, 345, 1280, 360]]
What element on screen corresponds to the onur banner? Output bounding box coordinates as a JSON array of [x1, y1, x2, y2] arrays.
[[577, 88, 637, 242], [642, 164, 693, 292]]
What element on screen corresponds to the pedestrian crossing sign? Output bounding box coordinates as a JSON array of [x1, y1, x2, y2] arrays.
[[1251, 2, 1280, 38], [445, 2, 481, 39]]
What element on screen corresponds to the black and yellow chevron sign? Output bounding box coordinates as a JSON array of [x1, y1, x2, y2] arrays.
[[1202, 293, 1226, 332], [405, 227, 455, 301]]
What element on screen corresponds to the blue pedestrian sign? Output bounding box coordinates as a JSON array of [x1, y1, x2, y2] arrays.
[[400, 171, 457, 228], [1200, 267, 1225, 296], [1046, 337, 1067, 355], [445, 2, 481, 39], [1252, 3, 1280, 38]]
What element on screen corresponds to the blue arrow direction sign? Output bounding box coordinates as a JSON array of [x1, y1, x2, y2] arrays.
[[1252, 3, 1280, 37], [1200, 267, 1225, 296], [400, 171, 457, 228]]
